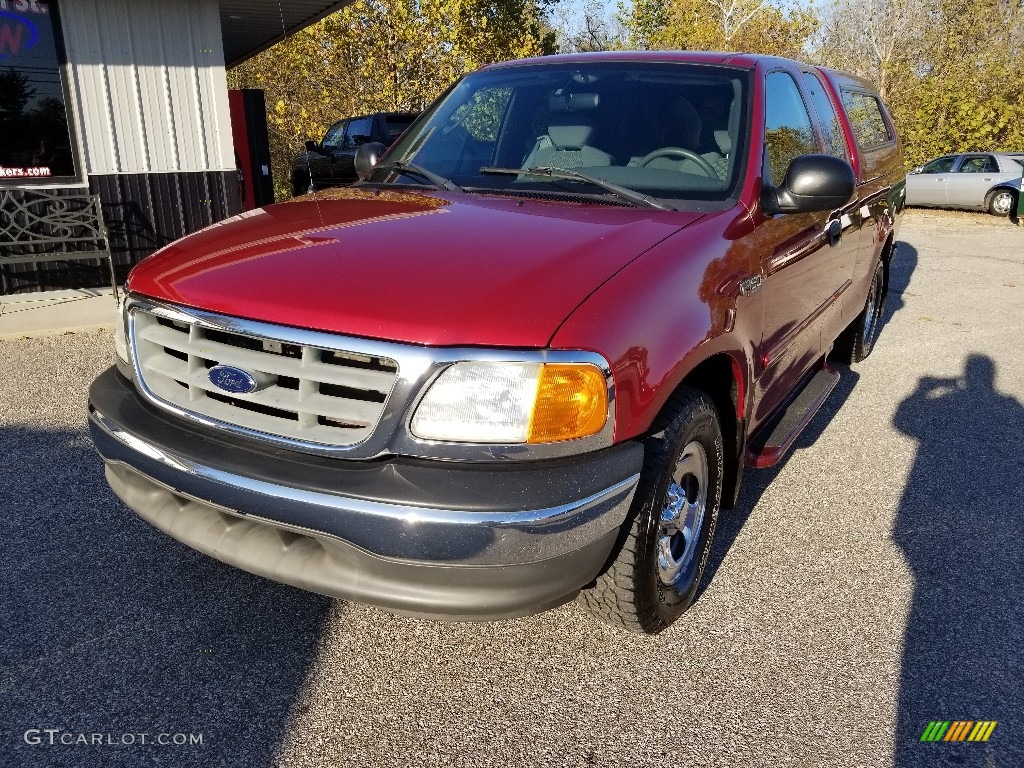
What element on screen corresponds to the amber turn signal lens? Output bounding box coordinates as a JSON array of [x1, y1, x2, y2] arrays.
[[527, 364, 608, 443]]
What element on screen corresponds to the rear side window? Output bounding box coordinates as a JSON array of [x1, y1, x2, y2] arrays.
[[802, 73, 848, 160], [386, 116, 416, 141], [957, 155, 998, 173], [764, 72, 820, 185], [841, 90, 892, 150]]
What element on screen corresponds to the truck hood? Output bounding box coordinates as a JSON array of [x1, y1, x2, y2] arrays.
[[127, 188, 700, 347]]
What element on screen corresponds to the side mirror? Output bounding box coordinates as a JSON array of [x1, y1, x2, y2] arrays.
[[762, 154, 856, 215], [909, 166, 923, 175], [304, 140, 319, 153], [355, 142, 387, 179]]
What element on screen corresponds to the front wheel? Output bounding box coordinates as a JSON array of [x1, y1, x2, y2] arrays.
[[987, 188, 1016, 217], [576, 388, 723, 634]]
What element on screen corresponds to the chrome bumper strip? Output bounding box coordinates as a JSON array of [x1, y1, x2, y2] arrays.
[[90, 406, 640, 564]]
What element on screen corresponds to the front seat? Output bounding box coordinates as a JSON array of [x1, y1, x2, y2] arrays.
[[633, 96, 728, 178], [525, 94, 613, 170]]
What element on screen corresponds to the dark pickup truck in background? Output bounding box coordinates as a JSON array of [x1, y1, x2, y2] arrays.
[[90, 52, 905, 634], [290, 111, 418, 196]]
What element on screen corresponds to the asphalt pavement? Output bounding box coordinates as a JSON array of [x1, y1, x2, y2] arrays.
[[1, 210, 1021, 767]]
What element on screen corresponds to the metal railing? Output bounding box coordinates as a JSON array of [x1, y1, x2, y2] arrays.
[[0, 189, 118, 300]]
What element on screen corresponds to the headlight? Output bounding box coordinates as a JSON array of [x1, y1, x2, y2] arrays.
[[410, 361, 608, 444], [114, 300, 129, 365]]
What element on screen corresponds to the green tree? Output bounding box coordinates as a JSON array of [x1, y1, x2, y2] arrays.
[[0, 68, 33, 119], [553, 0, 627, 51]]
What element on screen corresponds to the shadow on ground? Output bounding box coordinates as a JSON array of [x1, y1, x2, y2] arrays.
[[891, 355, 1023, 766], [0, 425, 331, 767], [884, 240, 918, 328]]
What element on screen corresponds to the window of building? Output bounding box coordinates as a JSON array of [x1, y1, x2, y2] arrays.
[[0, 0, 77, 184]]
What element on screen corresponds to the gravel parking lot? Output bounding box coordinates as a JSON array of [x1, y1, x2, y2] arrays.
[[2, 210, 1021, 768]]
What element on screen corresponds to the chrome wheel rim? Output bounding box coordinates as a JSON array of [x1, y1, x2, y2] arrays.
[[863, 269, 881, 349], [657, 440, 708, 591], [992, 191, 1013, 216]]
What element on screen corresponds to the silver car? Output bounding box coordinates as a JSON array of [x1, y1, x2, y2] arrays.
[[906, 152, 1024, 215]]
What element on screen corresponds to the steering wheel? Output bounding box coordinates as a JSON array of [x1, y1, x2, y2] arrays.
[[637, 147, 719, 179]]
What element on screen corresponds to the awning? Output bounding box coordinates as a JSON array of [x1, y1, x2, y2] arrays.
[[220, 1, 355, 67]]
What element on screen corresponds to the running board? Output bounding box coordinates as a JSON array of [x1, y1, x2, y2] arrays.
[[745, 366, 840, 468]]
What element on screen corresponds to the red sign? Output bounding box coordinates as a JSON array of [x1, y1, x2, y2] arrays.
[[0, 21, 28, 56], [0, 2, 48, 57]]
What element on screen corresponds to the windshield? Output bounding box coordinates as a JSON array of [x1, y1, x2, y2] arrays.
[[368, 61, 750, 207]]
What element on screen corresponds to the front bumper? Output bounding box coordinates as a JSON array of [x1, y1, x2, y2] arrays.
[[89, 367, 643, 620]]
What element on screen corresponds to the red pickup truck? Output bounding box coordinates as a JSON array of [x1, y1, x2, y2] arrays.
[[89, 52, 904, 634]]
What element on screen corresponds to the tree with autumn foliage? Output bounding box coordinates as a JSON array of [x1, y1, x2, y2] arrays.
[[616, 0, 1024, 169], [228, 0, 555, 199], [231, 0, 1024, 195], [620, 0, 819, 59], [814, 0, 1024, 167]]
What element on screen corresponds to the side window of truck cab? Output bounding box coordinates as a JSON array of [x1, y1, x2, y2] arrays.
[[801, 71, 849, 162], [763, 71, 820, 186], [840, 90, 893, 152]]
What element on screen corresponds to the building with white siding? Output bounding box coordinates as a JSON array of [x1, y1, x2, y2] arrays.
[[0, 0, 348, 293]]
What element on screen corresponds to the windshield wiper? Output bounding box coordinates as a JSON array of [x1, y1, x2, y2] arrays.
[[479, 166, 674, 211], [373, 161, 463, 193]]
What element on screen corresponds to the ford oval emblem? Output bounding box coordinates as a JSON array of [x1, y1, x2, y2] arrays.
[[208, 365, 258, 394]]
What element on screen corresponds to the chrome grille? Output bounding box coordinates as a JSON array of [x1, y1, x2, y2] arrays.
[[131, 309, 398, 447]]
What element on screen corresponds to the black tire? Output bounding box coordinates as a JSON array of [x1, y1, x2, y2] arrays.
[[576, 387, 723, 634], [987, 188, 1016, 217], [833, 259, 884, 364]]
